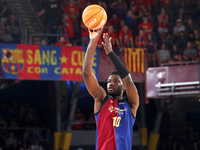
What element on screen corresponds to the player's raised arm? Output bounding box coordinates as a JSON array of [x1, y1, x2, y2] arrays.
[[82, 29, 107, 112], [102, 33, 139, 117]]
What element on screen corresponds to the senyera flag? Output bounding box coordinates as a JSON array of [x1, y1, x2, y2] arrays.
[[0, 44, 99, 81], [124, 48, 145, 73]]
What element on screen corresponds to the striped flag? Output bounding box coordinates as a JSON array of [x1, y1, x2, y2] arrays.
[[125, 48, 144, 73]]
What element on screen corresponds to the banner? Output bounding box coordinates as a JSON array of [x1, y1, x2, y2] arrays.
[[124, 48, 144, 73], [0, 44, 99, 81]]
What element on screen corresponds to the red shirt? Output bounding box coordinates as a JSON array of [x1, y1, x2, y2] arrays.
[[149, 0, 156, 6], [135, 35, 147, 48], [119, 30, 133, 47], [138, 22, 153, 36], [97, 29, 108, 45], [108, 18, 121, 31], [160, 0, 170, 7], [132, 0, 149, 11], [64, 5, 79, 22], [139, 22, 153, 30], [55, 40, 70, 46], [63, 18, 74, 37], [109, 32, 118, 47], [158, 22, 168, 29]]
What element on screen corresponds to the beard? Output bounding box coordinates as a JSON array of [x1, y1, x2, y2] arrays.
[[107, 89, 121, 97]]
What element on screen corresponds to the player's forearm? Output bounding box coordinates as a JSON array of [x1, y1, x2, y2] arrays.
[[82, 40, 97, 77], [108, 51, 129, 79]]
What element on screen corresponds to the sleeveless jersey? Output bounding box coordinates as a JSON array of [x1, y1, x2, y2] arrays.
[[95, 95, 135, 150]]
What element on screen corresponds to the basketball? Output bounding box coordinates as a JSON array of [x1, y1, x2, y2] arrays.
[[82, 4, 107, 30]]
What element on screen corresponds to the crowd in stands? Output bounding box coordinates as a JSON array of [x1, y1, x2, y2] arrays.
[[0, 0, 199, 67], [0, 1, 20, 43], [35, 0, 200, 67], [0, 100, 48, 149]]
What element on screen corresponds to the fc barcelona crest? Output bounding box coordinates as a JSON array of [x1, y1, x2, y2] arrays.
[[1, 48, 24, 74]]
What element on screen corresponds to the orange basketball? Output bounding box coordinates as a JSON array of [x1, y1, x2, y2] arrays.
[[82, 4, 107, 30]]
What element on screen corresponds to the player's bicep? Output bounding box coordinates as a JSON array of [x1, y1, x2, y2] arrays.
[[83, 73, 106, 102]]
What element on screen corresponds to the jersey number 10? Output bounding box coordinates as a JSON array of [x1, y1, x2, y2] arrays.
[[113, 117, 121, 127]]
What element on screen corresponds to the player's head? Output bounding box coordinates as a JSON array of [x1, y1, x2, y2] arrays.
[[107, 70, 124, 97]]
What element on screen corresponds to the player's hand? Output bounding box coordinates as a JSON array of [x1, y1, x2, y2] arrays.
[[102, 33, 113, 55], [89, 28, 103, 42]]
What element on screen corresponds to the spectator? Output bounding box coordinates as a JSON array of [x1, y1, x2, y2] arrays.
[[147, 33, 157, 67], [192, 29, 200, 48], [40, 38, 49, 45], [62, 13, 74, 43], [157, 43, 171, 64], [0, 26, 13, 43], [5, 132, 17, 150], [19, 132, 30, 150], [173, 19, 185, 37], [176, 31, 189, 51], [55, 36, 72, 47], [183, 41, 197, 61], [30, 139, 43, 150], [107, 25, 120, 51], [138, 15, 153, 36], [131, 0, 151, 13], [0, 131, 6, 149], [110, 0, 127, 20], [5, 13, 20, 43], [164, 33, 174, 50], [157, 7, 168, 35], [37, 0, 62, 44], [25, 108, 35, 126], [108, 14, 121, 33], [126, 4, 142, 31], [0, 1, 11, 26], [175, 7, 187, 25], [185, 18, 198, 41], [64, 0, 79, 40], [119, 25, 134, 49], [72, 108, 85, 130], [135, 28, 147, 48], [169, 44, 182, 63], [20, 143, 30, 150], [80, 21, 89, 47], [140, 3, 152, 22]]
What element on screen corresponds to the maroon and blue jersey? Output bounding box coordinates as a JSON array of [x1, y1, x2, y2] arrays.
[[95, 95, 135, 150]]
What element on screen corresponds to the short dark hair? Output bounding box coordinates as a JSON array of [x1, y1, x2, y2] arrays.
[[110, 70, 120, 76]]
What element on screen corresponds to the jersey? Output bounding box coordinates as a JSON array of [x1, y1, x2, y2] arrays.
[[95, 95, 135, 150]]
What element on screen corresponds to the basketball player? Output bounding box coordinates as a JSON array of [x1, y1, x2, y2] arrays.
[[82, 28, 139, 150]]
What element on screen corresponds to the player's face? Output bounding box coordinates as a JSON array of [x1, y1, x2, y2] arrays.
[[107, 75, 123, 96]]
